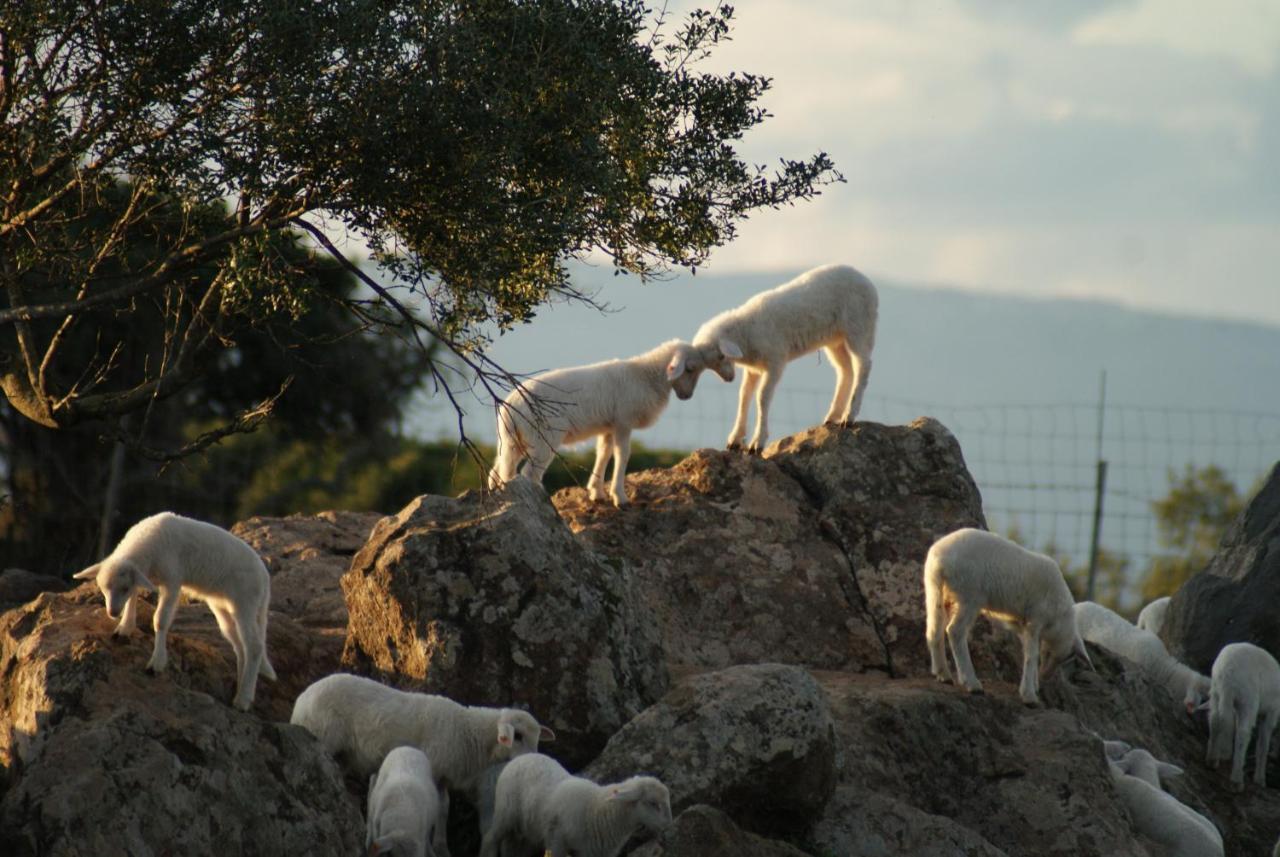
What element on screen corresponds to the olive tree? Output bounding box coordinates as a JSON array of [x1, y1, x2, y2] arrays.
[[0, 0, 839, 447]]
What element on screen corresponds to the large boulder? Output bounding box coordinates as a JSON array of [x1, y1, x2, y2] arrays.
[[817, 671, 1151, 857], [0, 586, 363, 856], [232, 510, 382, 689], [765, 418, 992, 675], [0, 567, 69, 609], [584, 663, 837, 838], [1164, 463, 1280, 673], [631, 805, 809, 857], [555, 420, 998, 679], [341, 479, 668, 768]]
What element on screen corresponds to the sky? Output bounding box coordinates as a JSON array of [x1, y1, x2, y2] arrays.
[[649, 0, 1279, 325]]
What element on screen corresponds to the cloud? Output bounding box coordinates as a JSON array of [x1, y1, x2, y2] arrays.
[[1074, 0, 1280, 76]]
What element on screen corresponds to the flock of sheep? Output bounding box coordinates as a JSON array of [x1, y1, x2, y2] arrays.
[[68, 263, 1277, 856], [925, 527, 1280, 857]]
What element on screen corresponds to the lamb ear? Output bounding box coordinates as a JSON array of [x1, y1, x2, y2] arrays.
[[538, 725, 556, 743], [718, 338, 743, 360], [72, 563, 101, 581], [665, 353, 687, 381], [1102, 740, 1131, 761], [496, 722, 514, 747], [1157, 761, 1184, 780]]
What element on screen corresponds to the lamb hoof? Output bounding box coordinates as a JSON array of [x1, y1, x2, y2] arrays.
[[840, 419, 855, 429], [1020, 696, 1041, 707], [727, 442, 744, 452], [232, 698, 252, 712], [964, 685, 984, 695], [746, 445, 763, 456]]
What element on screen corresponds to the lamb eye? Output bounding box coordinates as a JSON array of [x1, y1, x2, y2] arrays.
[[513, 730, 524, 742]]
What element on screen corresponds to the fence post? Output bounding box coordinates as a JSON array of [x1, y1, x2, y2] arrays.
[[1086, 371, 1107, 601]]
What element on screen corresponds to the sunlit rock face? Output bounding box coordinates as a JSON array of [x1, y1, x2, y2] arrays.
[[555, 419, 992, 678], [341, 478, 668, 768], [0, 585, 363, 856]]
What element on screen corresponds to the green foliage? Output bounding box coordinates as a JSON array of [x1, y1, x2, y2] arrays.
[[1138, 464, 1248, 602], [2, 0, 840, 435]]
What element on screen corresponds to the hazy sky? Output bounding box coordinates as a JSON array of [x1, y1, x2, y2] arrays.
[[655, 0, 1279, 324]]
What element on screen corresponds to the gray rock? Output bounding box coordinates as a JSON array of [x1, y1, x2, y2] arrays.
[[341, 478, 668, 768], [630, 805, 809, 857], [1164, 463, 1280, 674], [555, 419, 1000, 680], [585, 663, 837, 837], [810, 789, 1010, 857], [0, 588, 363, 856], [0, 567, 68, 606], [765, 418, 993, 676]]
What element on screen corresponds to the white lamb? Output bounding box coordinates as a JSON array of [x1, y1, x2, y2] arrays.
[[1111, 745, 1185, 790], [1073, 601, 1210, 715], [480, 752, 671, 857], [1205, 642, 1280, 789], [1136, 596, 1172, 636], [291, 673, 555, 856], [924, 528, 1092, 705], [691, 263, 877, 452], [487, 339, 724, 507], [367, 746, 440, 857], [1104, 745, 1223, 857], [72, 511, 276, 711]]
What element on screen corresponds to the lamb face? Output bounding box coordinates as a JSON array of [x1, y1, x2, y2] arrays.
[[75, 559, 152, 620], [493, 709, 555, 762], [666, 343, 708, 401]]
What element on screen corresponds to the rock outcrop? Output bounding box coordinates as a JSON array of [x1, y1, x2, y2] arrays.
[[555, 419, 1005, 678], [585, 663, 838, 837], [0, 585, 363, 856], [4, 423, 1279, 857], [632, 805, 809, 857], [341, 478, 669, 768], [1164, 463, 1280, 673]]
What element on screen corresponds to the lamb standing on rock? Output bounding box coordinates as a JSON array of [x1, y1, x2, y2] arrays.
[[487, 339, 722, 507], [291, 673, 555, 856], [1104, 744, 1224, 857], [72, 511, 276, 711], [691, 263, 877, 453], [480, 752, 671, 857], [1206, 642, 1280, 789], [924, 528, 1092, 705], [1073, 601, 1210, 714], [1136, 596, 1172, 636], [367, 746, 439, 857]]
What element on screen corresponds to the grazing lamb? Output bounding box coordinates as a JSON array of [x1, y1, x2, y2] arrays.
[[1205, 642, 1280, 789], [487, 339, 723, 507], [480, 753, 671, 857], [1104, 745, 1223, 857], [367, 746, 439, 857], [1113, 746, 1185, 790], [291, 673, 554, 856], [1136, 596, 1172, 636], [1073, 601, 1210, 714], [924, 528, 1092, 705], [691, 263, 878, 452], [72, 511, 276, 711]]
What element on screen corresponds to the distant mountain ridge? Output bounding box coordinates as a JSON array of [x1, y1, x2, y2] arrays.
[[417, 264, 1280, 445]]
